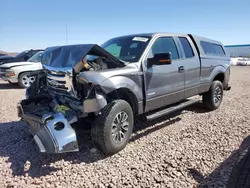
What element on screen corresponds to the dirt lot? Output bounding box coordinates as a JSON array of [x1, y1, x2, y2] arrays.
[[0, 66, 249, 188]]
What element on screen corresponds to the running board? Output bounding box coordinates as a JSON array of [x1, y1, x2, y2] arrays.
[[146, 99, 200, 121]]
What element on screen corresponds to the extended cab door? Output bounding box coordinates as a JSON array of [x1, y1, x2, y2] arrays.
[[176, 37, 201, 98], [144, 36, 185, 112]]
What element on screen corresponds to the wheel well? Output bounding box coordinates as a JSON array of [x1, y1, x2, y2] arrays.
[[213, 73, 224, 83], [18, 71, 31, 79], [107, 88, 138, 114]]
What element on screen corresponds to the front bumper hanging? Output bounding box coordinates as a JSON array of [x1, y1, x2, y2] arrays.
[[17, 101, 79, 153]]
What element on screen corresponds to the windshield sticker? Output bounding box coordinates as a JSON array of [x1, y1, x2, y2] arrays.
[[132, 37, 149, 42]]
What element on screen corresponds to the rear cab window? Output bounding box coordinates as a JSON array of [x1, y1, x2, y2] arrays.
[[178, 37, 194, 58]]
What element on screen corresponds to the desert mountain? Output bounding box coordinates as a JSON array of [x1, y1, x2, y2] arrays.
[[0, 50, 18, 56]]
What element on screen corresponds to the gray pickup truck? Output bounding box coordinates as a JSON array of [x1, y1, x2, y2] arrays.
[[18, 33, 231, 154]]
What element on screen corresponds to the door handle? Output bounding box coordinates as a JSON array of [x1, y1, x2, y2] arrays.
[[178, 66, 184, 73]]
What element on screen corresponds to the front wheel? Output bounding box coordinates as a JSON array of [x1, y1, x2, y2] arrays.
[[91, 100, 134, 155], [202, 80, 224, 110], [18, 72, 36, 88]]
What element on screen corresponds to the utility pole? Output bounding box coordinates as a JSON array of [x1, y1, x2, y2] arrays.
[[66, 24, 68, 45]]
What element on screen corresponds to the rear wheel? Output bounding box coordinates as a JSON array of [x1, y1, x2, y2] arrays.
[[202, 80, 223, 110], [91, 100, 134, 155], [18, 72, 36, 88]]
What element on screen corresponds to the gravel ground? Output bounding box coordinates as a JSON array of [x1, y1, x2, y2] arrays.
[[0, 66, 250, 188]]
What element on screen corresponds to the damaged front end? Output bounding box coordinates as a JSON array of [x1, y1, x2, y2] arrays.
[[18, 101, 79, 153], [17, 88, 80, 152], [18, 44, 125, 153], [18, 79, 80, 153]]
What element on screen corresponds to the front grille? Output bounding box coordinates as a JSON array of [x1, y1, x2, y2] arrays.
[[47, 71, 68, 91], [0, 67, 8, 72], [0, 67, 9, 76], [47, 76, 67, 89], [44, 66, 73, 96], [44, 65, 89, 99]]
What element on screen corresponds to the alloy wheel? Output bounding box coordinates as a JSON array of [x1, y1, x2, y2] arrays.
[[214, 86, 222, 104], [21, 74, 35, 88], [111, 111, 129, 144]]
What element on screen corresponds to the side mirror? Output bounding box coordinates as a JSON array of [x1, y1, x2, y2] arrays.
[[147, 52, 172, 68]]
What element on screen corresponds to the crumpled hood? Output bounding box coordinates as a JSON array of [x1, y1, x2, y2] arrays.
[[42, 44, 126, 69]]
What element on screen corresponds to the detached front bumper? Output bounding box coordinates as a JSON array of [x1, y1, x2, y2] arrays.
[[17, 100, 79, 153]]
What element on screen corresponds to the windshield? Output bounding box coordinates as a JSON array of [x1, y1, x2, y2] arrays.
[[101, 36, 151, 63], [15, 50, 29, 58], [28, 51, 43, 62]]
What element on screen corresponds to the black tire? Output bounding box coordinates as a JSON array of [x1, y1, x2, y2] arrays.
[[18, 72, 35, 88], [202, 80, 223, 110], [91, 100, 134, 155], [227, 148, 250, 188]]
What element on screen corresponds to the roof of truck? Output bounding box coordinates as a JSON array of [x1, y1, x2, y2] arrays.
[[114, 32, 180, 38], [113, 33, 223, 45]]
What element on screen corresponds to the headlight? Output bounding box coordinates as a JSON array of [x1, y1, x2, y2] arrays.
[[5, 69, 15, 76]]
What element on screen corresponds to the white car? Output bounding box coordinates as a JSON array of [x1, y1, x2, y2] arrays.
[[0, 51, 44, 88]]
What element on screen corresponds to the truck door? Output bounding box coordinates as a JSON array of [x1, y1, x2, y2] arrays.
[[144, 36, 185, 112], [177, 37, 201, 98]]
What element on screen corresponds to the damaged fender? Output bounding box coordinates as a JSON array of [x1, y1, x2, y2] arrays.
[[77, 66, 143, 102], [99, 76, 143, 101], [83, 93, 107, 113], [78, 69, 144, 113]]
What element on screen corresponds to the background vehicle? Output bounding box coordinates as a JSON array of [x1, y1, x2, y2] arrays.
[[0, 51, 44, 88], [0, 49, 43, 64], [18, 33, 231, 155], [236, 58, 250, 66]]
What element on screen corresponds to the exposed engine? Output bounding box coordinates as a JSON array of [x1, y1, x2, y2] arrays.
[[23, 47, 116, 129]]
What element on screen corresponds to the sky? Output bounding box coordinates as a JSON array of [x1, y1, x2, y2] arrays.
[[0, 0, 249, 52]]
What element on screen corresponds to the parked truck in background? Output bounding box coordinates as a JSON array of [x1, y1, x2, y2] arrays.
[[0, 49, 43, 64], [18, 33, 231, 155], [0, 51, 44, 88]]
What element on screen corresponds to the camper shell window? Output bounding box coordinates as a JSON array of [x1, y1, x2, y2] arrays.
[[201, 41, 225, 55]]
